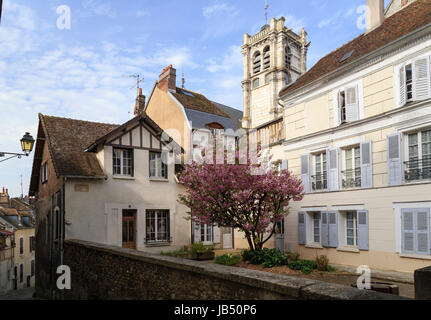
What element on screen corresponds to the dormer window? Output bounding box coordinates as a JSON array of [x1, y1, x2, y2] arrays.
[[113, 148, 134, 177], [263, 46, 270, 70], [398, 56, 431, 107], [253, 52, 261, 74]]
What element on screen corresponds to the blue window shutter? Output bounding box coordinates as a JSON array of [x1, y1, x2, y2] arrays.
[[300, 155, 310, 193], [401, 209, 415, 254], [327, 211, 338, 248], [321, 211, 329, 247], [416, 208, 430, 255], [387, 133, 403, 186], [357, 210, 369, 250], [328, 148, 340, 191], [360, 141, 373, 189], [298, 211, 306, 245]]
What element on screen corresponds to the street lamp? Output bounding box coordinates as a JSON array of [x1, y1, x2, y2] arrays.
[[0, 132, 35, 163]]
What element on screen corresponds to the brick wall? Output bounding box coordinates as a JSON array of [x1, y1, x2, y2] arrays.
[[59, 239, 404, 300]]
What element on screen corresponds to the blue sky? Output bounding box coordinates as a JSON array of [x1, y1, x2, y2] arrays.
[[0, 0, 392, 197]]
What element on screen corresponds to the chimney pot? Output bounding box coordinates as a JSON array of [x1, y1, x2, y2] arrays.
[[157, 65, 177, 92]]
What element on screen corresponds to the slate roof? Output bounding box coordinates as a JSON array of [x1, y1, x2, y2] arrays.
[[211, 101, 243, 130], [184, 108, 238, 131], [279, 0, 431, 98]]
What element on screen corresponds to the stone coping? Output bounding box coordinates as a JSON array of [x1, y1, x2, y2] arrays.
[[66, 239, 407, 300]]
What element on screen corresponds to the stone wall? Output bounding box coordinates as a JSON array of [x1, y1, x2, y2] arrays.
[[62, 240, 404, 300]]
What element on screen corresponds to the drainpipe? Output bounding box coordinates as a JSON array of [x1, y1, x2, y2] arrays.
[[60, 183, 65, 300]]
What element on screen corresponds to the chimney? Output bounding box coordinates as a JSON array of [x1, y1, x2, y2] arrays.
[[0, 187, 10, 208], [157, 65, 176, 92], [366, 0, 385, 33], [134, 88, 146, 116]]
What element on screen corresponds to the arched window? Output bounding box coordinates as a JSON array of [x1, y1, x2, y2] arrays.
[[285, 46, 291, 69], [263, 46, 270, 70], [253, 52, 261, 74]]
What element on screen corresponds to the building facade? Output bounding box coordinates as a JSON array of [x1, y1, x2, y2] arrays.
[[276, 0, 431, 273]]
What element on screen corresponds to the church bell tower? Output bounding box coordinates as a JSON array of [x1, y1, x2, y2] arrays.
[[241, 17, 310, 129]]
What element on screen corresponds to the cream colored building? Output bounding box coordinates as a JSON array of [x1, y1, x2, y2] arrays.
[[274, 0, 431, 273]]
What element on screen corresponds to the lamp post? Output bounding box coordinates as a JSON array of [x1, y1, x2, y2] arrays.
[[0, 132, 35, 163]]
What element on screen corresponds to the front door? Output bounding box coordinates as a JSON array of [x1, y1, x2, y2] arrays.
[[222, 228, 233, 249], [122, 210, 136, 249]]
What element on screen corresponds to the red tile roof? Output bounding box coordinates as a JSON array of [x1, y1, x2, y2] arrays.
[[279, 0, 431, 98]]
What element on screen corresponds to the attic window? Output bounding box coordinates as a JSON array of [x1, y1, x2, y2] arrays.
[[181, 90, 194, 97], [340, 50, 354, 63]]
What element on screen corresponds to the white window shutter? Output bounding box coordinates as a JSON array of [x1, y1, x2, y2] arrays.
[[413, 57, 431, 101], [328, 148, 340, 191], [401, 209, 415, 254], [416, 208, 430, 255], [360, 141, 373, 189], [399, 65, 406, 107], [213, 225, 220, 243], [357, 210, 369, 251], [387, 133, 403, 186], [327, 211, 338, 248], [345, 86, 359, 122], [321, 211, 329, 247], [281, 159, 288, 170], [298, 212, 306, 245], [300, 154, 311, 193], [333, 91, 340, 126]]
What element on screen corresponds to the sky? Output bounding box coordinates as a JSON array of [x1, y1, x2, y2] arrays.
[[0, 0, 392, 197]]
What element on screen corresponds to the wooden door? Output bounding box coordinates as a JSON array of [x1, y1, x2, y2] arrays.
[[122, 210, 136, 249]]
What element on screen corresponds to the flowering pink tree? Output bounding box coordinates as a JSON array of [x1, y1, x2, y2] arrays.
[[178, 146, 304, 251]]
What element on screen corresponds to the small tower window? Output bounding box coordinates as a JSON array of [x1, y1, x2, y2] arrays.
[[263, 46, 270, 70], [285, 46, 291, 69], [253, 52, 261, 74], [252, 78, 260, 89]]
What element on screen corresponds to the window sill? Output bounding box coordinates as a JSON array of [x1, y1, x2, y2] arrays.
[[400, 253, 431, 261], [305, 243, 324, 249], [113, 175, 135, 181], [336, 246, 360, 253], [149, 178, 169, 182], [145, 242, 171, 247]]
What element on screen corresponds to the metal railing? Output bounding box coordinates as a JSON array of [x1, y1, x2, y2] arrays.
[[311, 173, 327, 191], [341, 169, 361, 189], [404, 157, 431, 181]]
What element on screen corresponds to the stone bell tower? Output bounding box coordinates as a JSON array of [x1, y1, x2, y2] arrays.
[[241, 17, 310, 129]]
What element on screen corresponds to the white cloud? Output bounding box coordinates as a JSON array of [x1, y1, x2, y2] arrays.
[[206, 46, 241, 73], [202, 3, 237, 19], [282, 14, 306, 33], [82, 0, 115, 17]]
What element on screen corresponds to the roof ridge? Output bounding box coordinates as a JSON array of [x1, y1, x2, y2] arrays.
[[41, 113, 120, 127]]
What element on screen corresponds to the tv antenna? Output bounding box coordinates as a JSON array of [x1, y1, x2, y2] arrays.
[[264, 0, 269, 25], [123, 74, 144, 95]]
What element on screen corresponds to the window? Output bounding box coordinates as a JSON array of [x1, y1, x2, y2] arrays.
[[338, 90, 346, 123], [29, 236, 35, 253], [252, 78, 260, 89], [113, 148, 133, 176], [20, 264, 23, 283], [346, 211, 358, 247], [284, 46, 291, 69], [276, 218, 285, 235], [145, 209, 170, 243], [337, 86, 359, 124], [253, 52, 261, 74], [312, 152, 327, 191], [19, 237, 23, 255], [149, 152, 168, 179], [31, 260, 35, 277], [399, 56, 431, 106], [53, 207, 60, 242], [41, 162, 48, 183], [313, 213, 321, 243], [405, 129, 431, 181], [285, 73, 289, 85], [342, 146, 361, 188], [200, 224, 212, 243], [263, 46, 270, 70], [401, 208, 430, 255], [265, 73, 271, 85]]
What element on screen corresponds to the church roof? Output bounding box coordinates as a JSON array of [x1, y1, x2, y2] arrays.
[[279, 0, 431, 98]]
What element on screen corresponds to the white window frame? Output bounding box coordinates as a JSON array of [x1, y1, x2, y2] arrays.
[[404, 128, 431, 181], [313, 212, 321, 244], [332, 79, 364, 126], [41, 162, 48, 183], [341, 145, 361, 189], [200, 224, 213, 244], [113, 148, 133, 177], [312, 152, 327, 191], [145, 209, 170, 243], [149, 151, 168, 179], [345, 211, 358, 247]]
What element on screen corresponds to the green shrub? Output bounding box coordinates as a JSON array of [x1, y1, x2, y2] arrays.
[[288, 259, 317, 271], [286, 251, 300, 262], [190, 242, 214, 255], [301, 265, 313, 275], [327, 265, 337, 272], [215, 254, 242, 266], [315, 255, 329, 271], [242, 248, 288, 268]]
